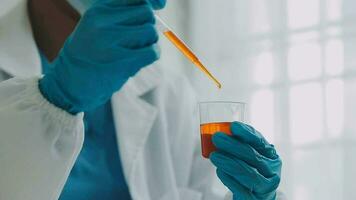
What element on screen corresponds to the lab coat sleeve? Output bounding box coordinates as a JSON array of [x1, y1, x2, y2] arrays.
[[0, 77, 84, 200]]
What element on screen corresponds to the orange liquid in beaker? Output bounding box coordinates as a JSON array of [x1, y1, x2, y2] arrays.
[[200, 122, 231, 158]]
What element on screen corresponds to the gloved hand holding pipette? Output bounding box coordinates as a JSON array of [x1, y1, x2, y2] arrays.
[[39, 0, 165, 114]]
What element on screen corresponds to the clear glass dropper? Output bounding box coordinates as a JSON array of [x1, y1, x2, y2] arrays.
[[155, 15, 222, 89]]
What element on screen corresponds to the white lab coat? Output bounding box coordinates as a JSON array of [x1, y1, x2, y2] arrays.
[[0, 1, 285, 200]]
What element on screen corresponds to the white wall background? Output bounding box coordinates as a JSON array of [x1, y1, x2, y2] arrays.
[[159, 0, 356, 199]]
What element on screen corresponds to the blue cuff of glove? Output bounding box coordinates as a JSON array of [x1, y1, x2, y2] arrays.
[[39, 75, 81, 115]]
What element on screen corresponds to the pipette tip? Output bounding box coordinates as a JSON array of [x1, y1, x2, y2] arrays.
[[213, 79, 222, 89]]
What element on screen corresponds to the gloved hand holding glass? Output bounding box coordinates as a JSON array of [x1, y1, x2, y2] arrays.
[[39, 0, 166, 114], [199, 102, 282, 200]]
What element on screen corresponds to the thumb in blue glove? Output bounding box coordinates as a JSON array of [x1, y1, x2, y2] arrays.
[[210, 121, 282, 200]]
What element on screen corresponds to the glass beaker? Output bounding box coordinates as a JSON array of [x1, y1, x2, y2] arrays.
[[199, 101, 245, 158]]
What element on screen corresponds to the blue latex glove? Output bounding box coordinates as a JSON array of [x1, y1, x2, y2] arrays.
[[39, 0, 166, 114], [210, 122, 282, 200], [66, 0, 166, 13], [149, 0, 166, 9]]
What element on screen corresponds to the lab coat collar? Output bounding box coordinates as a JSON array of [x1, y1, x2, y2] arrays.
[[0, 0, 41, 77], [111, 65, 162, 182], [121, 65, 162, 97]]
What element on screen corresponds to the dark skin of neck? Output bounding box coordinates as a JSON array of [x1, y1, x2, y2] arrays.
[[28, 0, 80, 62]]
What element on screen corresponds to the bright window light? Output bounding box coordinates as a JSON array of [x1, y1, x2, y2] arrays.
[[326, 39, 344, 76], [326, 0, 342, 21], [250, 89, 275, 142], [326, 79, 344, 137], [342, 0, 356, 18], [344, 38, 356, 72], [288, 0, 320, 29], [253, 52, 274, 85], [294, 185, 311, 200], [289, 31, 319, 44], [249, 0, 271, 33], [326, 27, 342, 37], [290, 83, 323, 145], [288, 43, 322, 81]]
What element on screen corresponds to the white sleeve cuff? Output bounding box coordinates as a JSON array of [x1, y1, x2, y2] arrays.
[[0, 77, 84, 200]]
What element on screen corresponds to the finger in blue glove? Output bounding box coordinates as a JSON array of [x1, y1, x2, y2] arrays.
[[216, 169, 277, 200], [210, 151, 280, 195], [40, 0, 160, 114], [230, 122, 277, 159], [212, 132, 281, 178], [148, 0, 167, 9], [216, 169, 251, 198], [210, 122, 282, 200]]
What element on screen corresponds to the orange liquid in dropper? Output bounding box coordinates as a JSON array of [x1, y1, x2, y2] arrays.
[[163, 31, 222, 88], [200, 122, 231, 158]]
